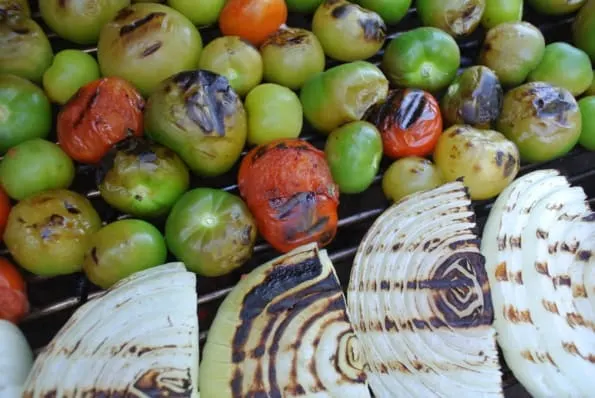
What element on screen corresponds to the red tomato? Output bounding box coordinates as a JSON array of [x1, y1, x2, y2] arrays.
[[0, 188, 9, 240], [238, 139, 340, 253], [219, 0, 288, 46], [0, 258, 29, 324], [57, 77, 144, 164], [367, 89, 443, 159]]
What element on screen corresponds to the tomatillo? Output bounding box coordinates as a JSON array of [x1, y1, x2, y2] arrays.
[[527, 0, 586, 15], [578, 96, 595, 150], [324, 121, 383, 194], [0, 74, 52, 154], [300, 61, 389, 134], [417, 0, 486, 37], [587, 75, 595, 96], [527, 42, 593, 97], [481, 0, 523, 29], [382, 27, 461, 92], [165, 188, 257, 277], [573, 0, 595, 62], [354, 0, 411, 25], [497, 82, 582, 163]]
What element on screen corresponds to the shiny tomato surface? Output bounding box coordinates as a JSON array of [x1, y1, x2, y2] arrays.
[[238, 139, 339, 253], [57, 77, 144, 164], [367, 88, 443, 159], [0, 258, 28, 324], [219, 0, 287, 46]]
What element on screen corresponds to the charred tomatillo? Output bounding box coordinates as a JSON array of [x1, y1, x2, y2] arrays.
[[573, 0, 595, 62], [527, 42, 593, 97], [578, 96, 595, 150], [0, 74, 52, 154], [43, 50, 101, 105], [382, 27, 461, 92], [479, 22, 545, 87], [417, 0, 486, 37], [0, 0, 30, 16], [354, 0, 411, 25], [167, 0, 225, 26], [527, 0, 585, 15], [382, 157, 444, 202], [300, 61, 389, 134], [481, 0, 523, 29]]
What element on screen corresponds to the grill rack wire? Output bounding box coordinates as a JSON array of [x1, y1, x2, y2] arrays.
[[1, 2, 593, 397]]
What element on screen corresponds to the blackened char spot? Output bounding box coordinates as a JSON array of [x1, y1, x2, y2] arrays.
[[174, 70, 239, 136], [119, 12, 166, 36], [395, 90, 427, 130], [331, 4, 351, 18], [73, 86, 101, 128], [91, 247, 99, 264], [11, 27, 30, 34], [358, 17, 386, 42], [495, 151, 504, 166], [503, 153, 518, 177], [142, 41, 162, 57], [63, 201, 81, 214], [115, 7, 135, 20], [275, 141, 289, 150], [134, 369, 192, 397], [58, 0, 67, 7]]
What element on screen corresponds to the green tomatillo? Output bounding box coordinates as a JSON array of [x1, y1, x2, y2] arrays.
[[285, 0, 324, 13], [382, 27, 461, 92], [165, 188, 257, 277], [167, 0, 225, 26], [354, 0, 411, 25], [416, 0, 486, 37], [578, 96, 595, 150], [481, 0, 523, 29], [527, 0, 585, 15], [97, 138, 190, 218], [324, 121, 383, 194], [43, 49, 101, 105], [300, 60, 389, 134], [573, 0, 595, 62], [0, 74, 52, 154]]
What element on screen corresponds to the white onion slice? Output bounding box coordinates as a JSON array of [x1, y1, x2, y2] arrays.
[[200, 243, 370, 398], [348, 181, 502, 398], [22, 263, 199, 398], [481, 169, 595, 397], [0, 320, 33, 398]]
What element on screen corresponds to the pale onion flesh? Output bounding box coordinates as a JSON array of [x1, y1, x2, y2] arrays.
[[0, 320, 33, 398], [199, 242, 371, 398], [22, 263, 199, 398], [347, 181, 503, 398], [481, 169, 595, 397]]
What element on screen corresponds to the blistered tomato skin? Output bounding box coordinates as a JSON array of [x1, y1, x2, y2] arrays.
[[3, 189, 102, 276], [238, 139, 340, 253], [57, 77, 145, 164], [97, 138, 190, 218], [312, 0, 386, 62], [0, 257, 28, 324], [441, 65, 503, 128], [219, 0, 287, 46], [416, 0, 486, 37], [260, 27, 326, 90], [0, 188, 9, 240], [144, 70, 247, 177], [366, 89, 443, 159]]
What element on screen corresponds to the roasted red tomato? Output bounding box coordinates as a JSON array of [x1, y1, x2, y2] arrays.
[[0, 258, 28, 324], [238, 139, 340, 253], [57, 77, 144, 164], [0, 188, 9, 240], [366, 89, 443, 159]]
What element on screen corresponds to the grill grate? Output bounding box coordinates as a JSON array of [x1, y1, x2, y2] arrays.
[[3, 2, 594, 396]]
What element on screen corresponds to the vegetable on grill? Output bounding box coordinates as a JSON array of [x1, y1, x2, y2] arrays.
[[0, 319, 33, 398], [481, 0, 523, 29], [0, 258, 28, 324], [200, 243, 371, 397], [416, 0, 486, 37], [22, 263, 200, 398], [0, 188, 9, 240], [381, 156, 444, 203], [347, 181, 503, 397], [480, 169, 595, 397], [238, 139, 340, 253]]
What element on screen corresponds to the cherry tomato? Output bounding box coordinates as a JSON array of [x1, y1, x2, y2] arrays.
[[219, 0, 287, 46], [366, 89, 443, 159], [238, 139, 340, 253], [0, 258, 28, 324], [57, 77, 145, 164], [0, 188, 9, 240]]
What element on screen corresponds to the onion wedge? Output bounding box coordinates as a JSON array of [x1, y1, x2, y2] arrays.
[[347, 181, 502, 397], [22, 263, 199, 398], [0, 320, 33, 398], [199, 242, 370, 398], [481, 170, 595, 397]]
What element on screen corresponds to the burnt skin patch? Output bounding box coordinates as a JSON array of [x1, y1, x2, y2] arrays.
[[263, 28, 309, 47], [503, 154, 518, 177], [141, 41, 162, 57], [331, 4, 351, 18], [119, 12, 166, 36], [394, 90, 427, 130], [358, 16, 386, 42]]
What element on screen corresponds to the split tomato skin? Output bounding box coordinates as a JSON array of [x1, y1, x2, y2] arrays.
[[57, 77, 145, 164], [0, 188, 9, 240], [0, 257, 28, 324], [219, 0, 288, 46], [366, 89, 443, 159], [238, 139, 340, 253]]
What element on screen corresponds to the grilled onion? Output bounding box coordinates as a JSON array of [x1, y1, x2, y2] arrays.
[[481, 169, 595, 397], [347, 181, 503, 397], [22, 263, 199, 398], [0, 320, 33, 398], [199, 243, 371, 397]]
